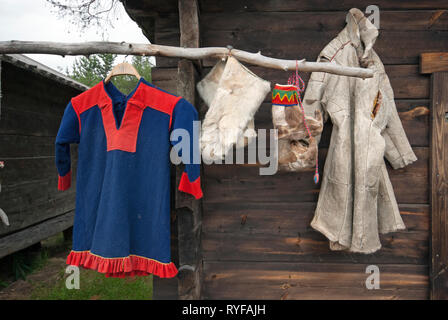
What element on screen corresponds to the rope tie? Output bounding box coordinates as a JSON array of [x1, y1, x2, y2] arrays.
[[287, 60, 320, 184]]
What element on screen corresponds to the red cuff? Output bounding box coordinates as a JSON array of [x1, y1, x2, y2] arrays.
[[178, 172, 203, 200], [58, 171, 71, 191]]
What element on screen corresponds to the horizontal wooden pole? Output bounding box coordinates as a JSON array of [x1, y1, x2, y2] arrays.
[[0, 40, 373, 78]]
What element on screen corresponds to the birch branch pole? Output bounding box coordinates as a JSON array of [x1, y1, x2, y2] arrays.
[[0, 40, 373, 78]]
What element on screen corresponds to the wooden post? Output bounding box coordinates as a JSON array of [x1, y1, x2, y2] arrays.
[[176, 0, 203, 300], [429, 72, 448, 299], [421, 53, 448, 300]]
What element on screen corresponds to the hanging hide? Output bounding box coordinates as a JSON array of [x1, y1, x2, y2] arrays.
[[198, 56, 271, 161], [272, 84, 323, 172]]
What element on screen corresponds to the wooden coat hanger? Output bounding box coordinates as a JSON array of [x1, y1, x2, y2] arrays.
[[104, 61, 141, 83]]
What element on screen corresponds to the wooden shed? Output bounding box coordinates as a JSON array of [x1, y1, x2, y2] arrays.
[[121, 0, 448, 300], [0, 54, 87, 259]]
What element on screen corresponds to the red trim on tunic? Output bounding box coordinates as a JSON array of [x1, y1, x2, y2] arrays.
[[178, 172, 203, 199], [58, 171, 71, 191], [71, 82, 110, 133], [99, 102, 144, 153], [72, 81, 182, 153], [130, 83, 182, 128], [66, 250, 178, 278]]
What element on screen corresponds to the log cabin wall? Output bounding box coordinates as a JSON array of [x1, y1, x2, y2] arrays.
[[0, 55, 86, 258], [123, 0, 448, 299]]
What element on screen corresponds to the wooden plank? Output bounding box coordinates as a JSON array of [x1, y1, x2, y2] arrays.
[[200, 10, 448, 32], [421, 52, 448, 74], [0, 135, 56, 158], [203, 202, 429, 234], [203, 261, 428, 300], [0, 155, 77, 186], [202, 147, 428, 205], [429, 71, 448, 299], [387, 65, 430, 99], [0, 107, 64, 137], [0, 211, 74, 259], [199, 29, 448, 65], [202, 229, 428, 265], [2, 62, 81, 107], [201, 202, 429, 264], [151, 67, 178, 81], [155, 13, 179, 34], [2, 90, 68, 117], [199, 1, 448, 12], [150, 67, 179, 94], [175, 0, 202, 300], [0, 174, 76, 237]]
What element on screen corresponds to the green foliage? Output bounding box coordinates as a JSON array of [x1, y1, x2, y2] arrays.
[[68, 54, 152, 93], [0, 280, 8, 290], [68, 53, 116, 87], [11, 247, 49, 281], [12, 253, 33, 280], [0, 236, 68, 287]]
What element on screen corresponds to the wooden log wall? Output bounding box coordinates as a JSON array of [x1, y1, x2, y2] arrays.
[[0, 60, 83, 258], [175, 0, 203, 300], [124, 0, 448, 299]]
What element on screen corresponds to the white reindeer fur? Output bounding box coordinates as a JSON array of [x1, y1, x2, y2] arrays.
[[197, 56, 271, 161]]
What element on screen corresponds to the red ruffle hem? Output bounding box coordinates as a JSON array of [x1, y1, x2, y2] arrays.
[[66, 250, 178, 278]]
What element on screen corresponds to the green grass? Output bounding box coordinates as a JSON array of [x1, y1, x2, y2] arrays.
[[31, 268, 153, 300], [0, 231, 153, 300]]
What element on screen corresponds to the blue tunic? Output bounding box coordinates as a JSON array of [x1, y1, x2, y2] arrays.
[[55, 78, 202, 278]]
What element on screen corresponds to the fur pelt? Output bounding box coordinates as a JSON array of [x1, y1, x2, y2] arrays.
[[197, 57, 271, 161], [272, 84, 323, 171]]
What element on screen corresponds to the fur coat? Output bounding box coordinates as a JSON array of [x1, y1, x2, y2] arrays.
[[303, 8, 417, 253]]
